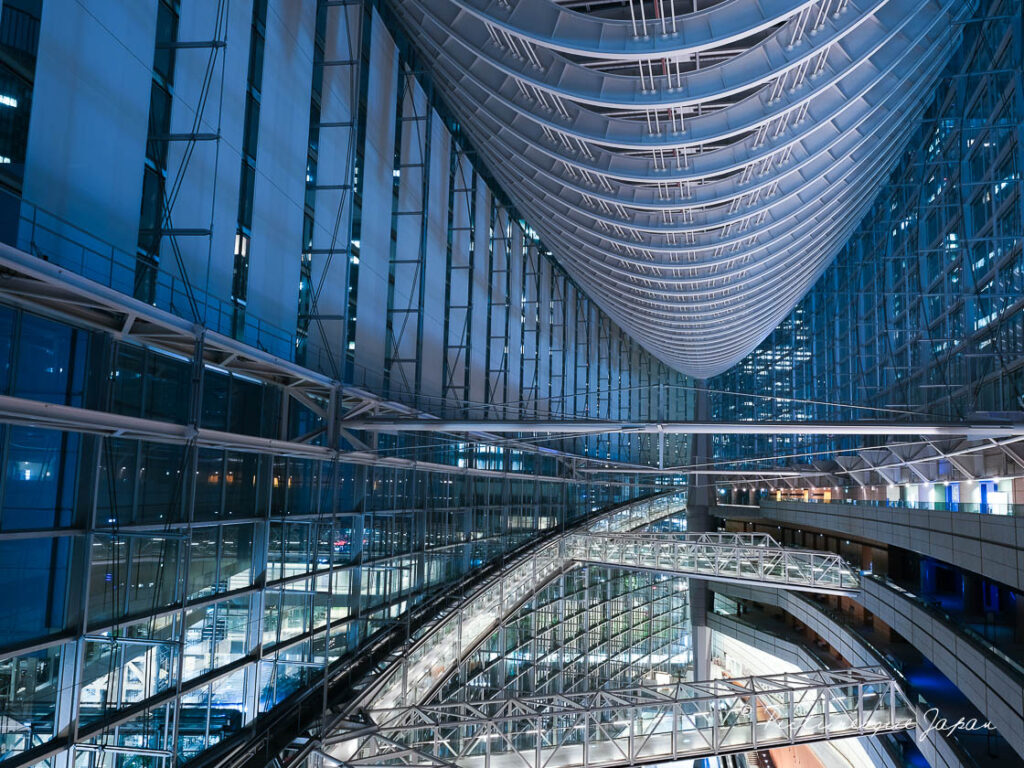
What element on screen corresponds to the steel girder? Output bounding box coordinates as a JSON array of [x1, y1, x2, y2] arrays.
[[338, 416, 1024, 439], [386, 0, 975, 376]]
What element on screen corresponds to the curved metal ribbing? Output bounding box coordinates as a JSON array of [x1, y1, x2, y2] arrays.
[[387, 0, 973, 377]]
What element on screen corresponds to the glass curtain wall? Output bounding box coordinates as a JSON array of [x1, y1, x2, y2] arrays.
[[432, 565, 692, 703], [710, 0, 1023, 464]]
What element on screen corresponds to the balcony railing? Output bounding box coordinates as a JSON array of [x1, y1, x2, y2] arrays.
[[866, 574, 1024, 682]]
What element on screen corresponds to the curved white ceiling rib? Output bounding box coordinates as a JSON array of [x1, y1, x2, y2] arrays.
[[388, 0, 972, 377]]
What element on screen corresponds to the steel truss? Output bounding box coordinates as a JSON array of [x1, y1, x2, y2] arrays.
[[565, 533, 860, 594], [385, 0, 976, 377], [709, 434, 1024, 493], [330, 668, 913, 768], [365, 526, 858, 713], [271, 494, 688, 768]]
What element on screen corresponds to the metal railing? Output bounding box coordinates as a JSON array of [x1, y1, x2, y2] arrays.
[[710, 601, 985, 768], [605, 531, 783, 547], [788, 595, 989, 768]]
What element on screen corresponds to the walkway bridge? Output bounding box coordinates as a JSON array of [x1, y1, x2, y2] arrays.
[[326, 668, 914, 768], [566, 532, 861, 594]]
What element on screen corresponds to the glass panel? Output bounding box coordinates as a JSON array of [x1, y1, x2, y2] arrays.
[[0, 537, 75, 645], [110, 344, 145, 416], [124, 537, 181, 617], [2, 426, 80, 529], [220, 523, 254, 589], [15, 312, 87, 405], [223, 451, 258, 519], [96, 437, 137, 527], [194, 448, 224, 521], [145, 351, 189, 423], [0, 305, 15, 394], [187, 527, 219, 600], [0, 643, 64, 756], [137, 441, 186, 523]]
